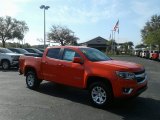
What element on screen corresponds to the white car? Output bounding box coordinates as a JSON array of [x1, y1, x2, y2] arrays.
[[149, 51, 153, 59], [0, 48, 22, 70], [141, 50, 146, 58]]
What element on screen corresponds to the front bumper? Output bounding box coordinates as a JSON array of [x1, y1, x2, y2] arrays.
[[113, 75, 148, 98], [11, 61, 19, 67]]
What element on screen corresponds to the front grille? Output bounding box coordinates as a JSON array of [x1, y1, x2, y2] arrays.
[[136, 77, 145, 83], [134, 69, 145, 75]]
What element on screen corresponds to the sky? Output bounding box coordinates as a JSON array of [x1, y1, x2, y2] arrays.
[[0, 0, 160, 46]]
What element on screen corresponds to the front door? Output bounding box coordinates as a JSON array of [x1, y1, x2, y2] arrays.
[[57, 48, 84, 88]]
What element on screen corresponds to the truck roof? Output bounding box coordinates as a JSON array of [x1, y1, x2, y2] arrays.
[[47, 46, 88, 49]]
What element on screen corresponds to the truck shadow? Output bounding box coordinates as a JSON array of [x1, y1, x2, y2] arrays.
[[38, 82, 160, 120], [38, 82, 90, 105]]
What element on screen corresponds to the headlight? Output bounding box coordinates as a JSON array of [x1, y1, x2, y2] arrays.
[[11, 56, 19, 60], [116, 71, 135, 79]]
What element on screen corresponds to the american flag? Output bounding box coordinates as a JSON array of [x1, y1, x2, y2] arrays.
[[113, 20, 119, 31]]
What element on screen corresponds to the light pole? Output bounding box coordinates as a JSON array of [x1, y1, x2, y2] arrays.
[[40, 5, 50, 49]]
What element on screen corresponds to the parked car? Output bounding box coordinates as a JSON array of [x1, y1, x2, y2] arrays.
[[134, 50, 140, 56], [19, 46, 147, 108], [24, 48, 43, 57], [149, 50, 153, 59], [152, 51, 159, 60], [141, 50, 150, 58], [136, 50, 142, 57], [139, 50, 143, 57], [37, 49, 44, 53], [0, 48, 21, 70], [141, 50, 147, 58], [145, 51, 150, 59], [8, 48, 38, 56]]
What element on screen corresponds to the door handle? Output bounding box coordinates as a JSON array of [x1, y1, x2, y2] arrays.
[[42, 61, 48, 64], [57, 64, 62, 66], [57, 64, 64, 67]]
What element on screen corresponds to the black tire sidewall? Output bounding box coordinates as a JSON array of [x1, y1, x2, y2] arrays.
[[26, 71, 40, 90], [2, 61, 10, 70], [89, 82, 113, 108]]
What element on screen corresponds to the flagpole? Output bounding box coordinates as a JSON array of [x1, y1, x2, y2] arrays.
[[117, 29, 119, 46], [113, 19, 119, 55], [111, 30, 114, 54], [113, 31, 116, 54]]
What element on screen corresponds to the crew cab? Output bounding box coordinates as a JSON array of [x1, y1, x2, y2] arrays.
[[0, 48, 21, 70], [19, 46, 148, 107]]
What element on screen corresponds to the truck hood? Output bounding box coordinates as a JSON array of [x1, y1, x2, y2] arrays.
[[96, 60, 144, 72]]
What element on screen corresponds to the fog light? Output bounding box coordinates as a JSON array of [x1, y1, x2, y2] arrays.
[[123, 88, 133, 94]]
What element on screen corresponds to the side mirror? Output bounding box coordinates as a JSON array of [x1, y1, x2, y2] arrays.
[[73, 57, 83, 64]]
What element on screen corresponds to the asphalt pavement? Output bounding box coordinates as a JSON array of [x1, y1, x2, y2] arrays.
[[0, 56, 160, 120]]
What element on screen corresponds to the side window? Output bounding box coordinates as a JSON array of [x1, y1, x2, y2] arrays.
[[11, 49, 17, 53], [62, 49, 80, 61], [47, 48, 60, 59], [14, 49, 19, 53], [27, 49, 35, 53]]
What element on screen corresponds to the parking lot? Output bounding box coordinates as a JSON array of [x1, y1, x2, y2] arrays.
[[0, 56, 160, 120]]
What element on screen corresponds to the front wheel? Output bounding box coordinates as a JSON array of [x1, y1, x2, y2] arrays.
[[2, 60, 10, 70], [26, 71, 41, 90], [89, 82, 113, 108]]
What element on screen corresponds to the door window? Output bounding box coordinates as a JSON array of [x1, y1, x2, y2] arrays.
[[46, 48, 61, 59], [62, 49, 80, 61]]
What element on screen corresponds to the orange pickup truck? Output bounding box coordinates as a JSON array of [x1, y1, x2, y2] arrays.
[[19, 46, 147, 107]]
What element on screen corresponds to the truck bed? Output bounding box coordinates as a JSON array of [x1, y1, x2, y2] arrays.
[[19, 55, 42, 76]]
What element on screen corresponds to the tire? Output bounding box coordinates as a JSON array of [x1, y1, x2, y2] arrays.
[[26, 71, 41, 90], [2, 60, 10, 70], [89, 82, 113, 108]]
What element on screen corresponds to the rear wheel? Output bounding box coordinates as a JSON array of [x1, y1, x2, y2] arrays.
[[26, 71, 41, 90], [2, 60, 10, 70], [89, 82, 113, 108]]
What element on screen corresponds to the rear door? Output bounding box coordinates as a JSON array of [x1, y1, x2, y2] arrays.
[[42, 48, 61, 82]]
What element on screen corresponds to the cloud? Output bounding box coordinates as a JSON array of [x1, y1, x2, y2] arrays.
[[131, 1, 152, 17], [130, 0, 160, 28], [0, 0, 31, 17], [48, 0, 124, 24], [0, 1, 19, 16]]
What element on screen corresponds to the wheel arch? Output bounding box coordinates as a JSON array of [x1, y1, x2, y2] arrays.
[[86, 76, 113, 91], [0, 59, 10, 65], [24, 66, 37, 76]]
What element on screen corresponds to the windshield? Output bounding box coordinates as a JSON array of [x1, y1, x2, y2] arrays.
[[17, 48, 29, 54], [0, 48, 13, 53], [34, 49, 43, 54], [80, 48, 111, 62]]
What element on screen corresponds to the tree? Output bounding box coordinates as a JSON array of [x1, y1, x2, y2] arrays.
[[118, 41, 134, 54], [48, 25, 79, 46], [135, 44, 147, 49], [0, 42, 31, 48], [141, 14, 160, 50], [106, 39, 117, 53], [0, 16, 29, 48]]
